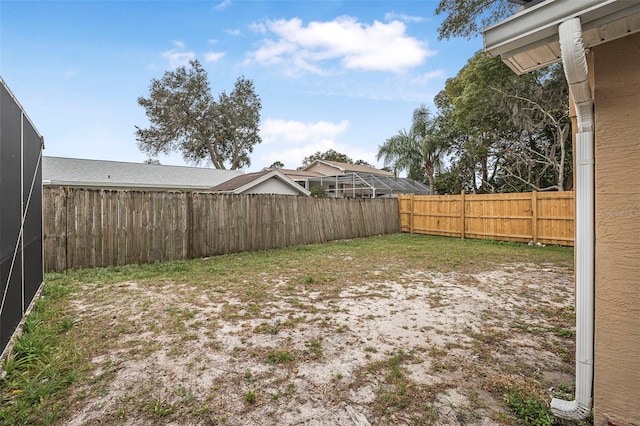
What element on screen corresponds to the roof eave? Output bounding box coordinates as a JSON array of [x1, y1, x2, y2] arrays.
[[44, 180, 212, 191], [484, 0, 640, 74]]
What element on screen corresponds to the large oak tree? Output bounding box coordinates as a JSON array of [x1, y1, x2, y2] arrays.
[[136, 60, 261, 170]]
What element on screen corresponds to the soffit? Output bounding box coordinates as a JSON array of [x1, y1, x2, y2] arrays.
[[484, 0, 640, 74]]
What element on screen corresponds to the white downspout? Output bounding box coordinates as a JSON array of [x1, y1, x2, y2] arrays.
[[551, 17, 594, 420]]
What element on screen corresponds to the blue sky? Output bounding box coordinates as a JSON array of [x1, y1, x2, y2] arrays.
[[1, 0, 482, 172]]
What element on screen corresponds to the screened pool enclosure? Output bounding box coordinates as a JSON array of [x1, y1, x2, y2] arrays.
[[0, 77, 44, 357], [307, 172, 431, 198]]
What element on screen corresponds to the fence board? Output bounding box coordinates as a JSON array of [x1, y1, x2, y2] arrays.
[[43, 188, 400, 272], [398, 191, 574, 246], [42, 187, 67, 272]]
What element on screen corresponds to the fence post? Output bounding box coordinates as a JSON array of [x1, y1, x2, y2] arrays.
[[410, 194, 415, 234], [460, 190, 465, 239], [397, 196, 402, 232], [186, 191, 194, 260], [531, 190, 538, 244], [64, 187, 70, 272]]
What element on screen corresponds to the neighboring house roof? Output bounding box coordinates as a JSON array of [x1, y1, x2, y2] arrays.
[[42, 156, 243, 191], [208, 170, 310, 196], [484, 0, 640, 74], [302, 160, 392, 176], [265, 168, 324, 180]]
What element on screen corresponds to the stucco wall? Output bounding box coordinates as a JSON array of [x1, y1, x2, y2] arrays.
[[592, 32, 640, 426]]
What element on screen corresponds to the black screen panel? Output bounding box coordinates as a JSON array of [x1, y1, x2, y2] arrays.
[[0, 79, 44, 355]]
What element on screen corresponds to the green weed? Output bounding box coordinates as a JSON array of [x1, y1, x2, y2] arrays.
[[244, 390, 257, 404], [306, 338, 323, 359], [504, 389, 554, 426], [254, 320, 280, 335], [363, 350, 452, 423], [266, 350, 295, 365], [145, 398, 175, 418]]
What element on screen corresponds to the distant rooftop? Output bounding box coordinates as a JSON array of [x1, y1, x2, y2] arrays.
[[43, 156, 242, 191], [303, 160, 393, 176], [209, 169, 310, 196], [266, 168, 325, 179], [209, 170, 272, 192]]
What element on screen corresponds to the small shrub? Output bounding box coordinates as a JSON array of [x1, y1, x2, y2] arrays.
[[309, 186, 328, 198]]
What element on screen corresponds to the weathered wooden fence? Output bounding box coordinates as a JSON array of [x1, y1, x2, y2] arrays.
[[43, 187, 400, 272], [398, 191, 574, 246]]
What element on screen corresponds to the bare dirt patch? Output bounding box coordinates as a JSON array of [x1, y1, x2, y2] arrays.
[[63, 261, 576, 425]]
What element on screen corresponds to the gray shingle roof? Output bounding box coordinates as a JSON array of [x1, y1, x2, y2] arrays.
[[209, 170, 271, 191], [42, 156, 242, 191]]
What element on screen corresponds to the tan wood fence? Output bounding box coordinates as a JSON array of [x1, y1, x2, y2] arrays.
[[43, 187, 400, 272], [398, 191, 574, 246]]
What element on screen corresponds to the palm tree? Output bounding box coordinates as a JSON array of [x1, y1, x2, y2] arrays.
[[377, 105, 447, 194]]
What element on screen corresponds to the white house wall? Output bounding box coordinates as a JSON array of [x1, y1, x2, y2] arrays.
[[242, 179, 302, 195]]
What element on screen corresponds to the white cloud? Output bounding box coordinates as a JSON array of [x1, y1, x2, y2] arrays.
[[260, 118, 349, 145], [161, 41, 196, 68], [258, 143, 336, 170], [249, 22, 267, 34], [224, 29, 241, 36], [411, 69, 445, 84], [246, 16, 434, 74], [255, 142, 378, 171], [255, 142, 379, 171], [162, 49, 195, 69], [215, 0, 231, 11], [384, 12, 425, 23], [205, 51, 226, 62], [254, 118, 381, 171], [250, 40, 293, 65]]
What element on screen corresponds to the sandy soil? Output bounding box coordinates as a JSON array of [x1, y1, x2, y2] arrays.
[[63, 263, 575, 425]]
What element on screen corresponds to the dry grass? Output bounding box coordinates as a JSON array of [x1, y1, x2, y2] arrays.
[[2, 234, 590, 425]]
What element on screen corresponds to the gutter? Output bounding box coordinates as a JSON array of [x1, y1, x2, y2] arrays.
[[551, 17, 594, 420]]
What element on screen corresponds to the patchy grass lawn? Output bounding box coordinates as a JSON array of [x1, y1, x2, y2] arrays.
[[1, 234, 591, 425]]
